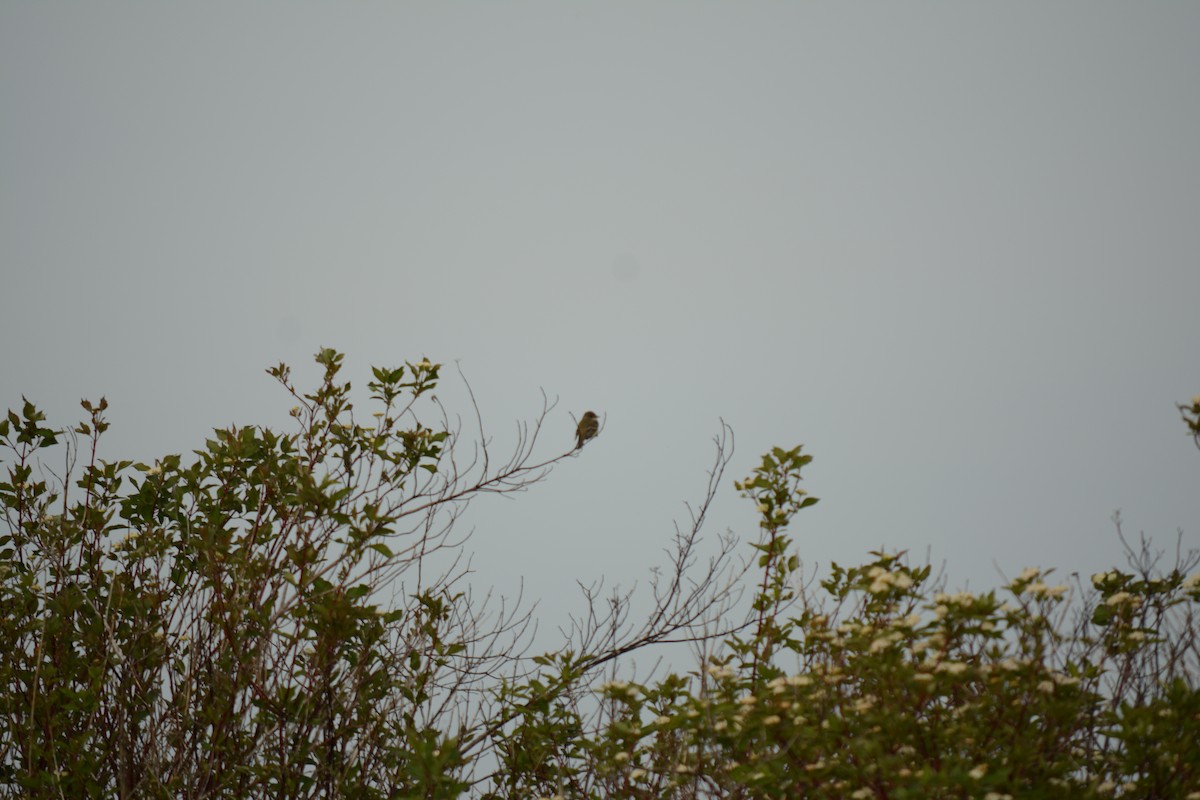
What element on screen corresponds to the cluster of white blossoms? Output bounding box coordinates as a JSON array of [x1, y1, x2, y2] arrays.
[[932, 590, 978, 620], [597, 680, 639, 698], [1016, 566, 1042, 582], [932, 660, 970, 676], [933, 590, 977, 606], [1024, 581, 1069, 599], [869, 630, 904, 653], [1104, 591, 1143, 609], [865, 564, 914, 594], [706, 663, 736, 681], [1011, 567, 1068, 599]]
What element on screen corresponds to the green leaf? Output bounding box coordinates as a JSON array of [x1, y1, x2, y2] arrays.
[[368, 542, 394, 559]]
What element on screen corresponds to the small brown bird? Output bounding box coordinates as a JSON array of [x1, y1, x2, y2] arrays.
[[575, 411, 600, 450]]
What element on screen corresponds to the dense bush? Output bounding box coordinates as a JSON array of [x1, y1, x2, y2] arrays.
[[2, 355, 1198, 798]]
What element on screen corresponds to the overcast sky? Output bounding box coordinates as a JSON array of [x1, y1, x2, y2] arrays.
[[3, 3, 1199, 640]]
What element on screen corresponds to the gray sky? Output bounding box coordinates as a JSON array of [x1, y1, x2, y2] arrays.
[[3, 3, 1199, 636]]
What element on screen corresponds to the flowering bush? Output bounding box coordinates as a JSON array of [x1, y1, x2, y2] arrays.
[[2, 353, 1198, 798]]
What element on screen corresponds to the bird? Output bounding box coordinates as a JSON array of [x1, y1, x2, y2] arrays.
[[575, 411, 600, 450]]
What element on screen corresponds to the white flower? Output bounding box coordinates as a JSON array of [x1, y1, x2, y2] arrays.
[[614, 751, 630, 763], [707, 664, 734, 680], [763, 715, 781, 725], [630, 768, 647, 781], [1105, 591, 1140, 607], [1182, 572, 1200, 591], [1018, 567, 1041, 582], [1037, 680, 1055, 693], [969, 764, 988, 779], [914, 634, 944, 653], [935, 661, 968, 675], [1027, 582, 1069, 599]]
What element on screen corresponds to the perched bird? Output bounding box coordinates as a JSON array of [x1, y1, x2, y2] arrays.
[[575, 411, 600, 450]]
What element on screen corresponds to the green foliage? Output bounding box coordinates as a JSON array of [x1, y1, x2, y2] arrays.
[[476, 416, 1200, 798], [491, 554, 1200, 798], [1, 353, 472, 798], [1179, 394, 1200, 452], [2, 357, 1198, 798]]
